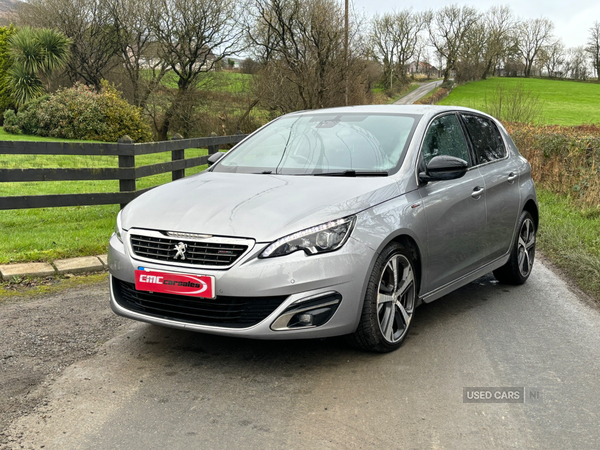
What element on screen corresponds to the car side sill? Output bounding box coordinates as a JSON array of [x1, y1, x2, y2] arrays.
[[420, 254, 510, 304]]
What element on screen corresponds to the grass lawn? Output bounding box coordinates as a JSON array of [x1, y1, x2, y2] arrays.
[[536, 189, 600, 301], [0, 131, 212, 264], [439, 77, 600, 126]]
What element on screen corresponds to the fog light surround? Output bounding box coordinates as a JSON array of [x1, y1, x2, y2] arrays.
[[271, 292, 342, 331]]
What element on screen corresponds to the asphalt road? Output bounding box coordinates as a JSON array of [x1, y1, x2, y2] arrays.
[[3, 259, 600, 450], [394, 80, 444, 105]]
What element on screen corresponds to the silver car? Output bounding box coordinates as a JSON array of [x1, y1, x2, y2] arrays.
[[108, 105, 537, 352]]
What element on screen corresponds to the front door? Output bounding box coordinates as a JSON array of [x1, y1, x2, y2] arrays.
[[418, 113, 488, 293]]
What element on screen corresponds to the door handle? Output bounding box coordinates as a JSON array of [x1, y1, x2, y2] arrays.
[[471, 186, 485, 199], [507, 172, 518, 183]]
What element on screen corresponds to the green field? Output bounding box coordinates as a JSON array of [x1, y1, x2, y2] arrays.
[[159, 70, 253, 94], [0, 132, 212, 264], [439, 77, 600, 126]]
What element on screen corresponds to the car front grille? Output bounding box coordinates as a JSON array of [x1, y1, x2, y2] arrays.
[[113, 278, 287, 328], [130, 234, 248, 267]]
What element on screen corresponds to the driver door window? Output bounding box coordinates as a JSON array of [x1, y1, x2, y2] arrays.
[[421, 114, 472, 167]]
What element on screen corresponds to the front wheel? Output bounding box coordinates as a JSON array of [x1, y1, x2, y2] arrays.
[[347, 243, 417, 353], [493, 211, 536, 285]]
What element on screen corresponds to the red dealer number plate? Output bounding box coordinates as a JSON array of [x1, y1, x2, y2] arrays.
[[135, 269, 216, 299]]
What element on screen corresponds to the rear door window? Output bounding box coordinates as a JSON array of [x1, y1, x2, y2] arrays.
[[461, 114, 506, 164]]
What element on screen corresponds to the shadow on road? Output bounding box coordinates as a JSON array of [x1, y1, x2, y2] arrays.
[[127, 273, 507, 368]]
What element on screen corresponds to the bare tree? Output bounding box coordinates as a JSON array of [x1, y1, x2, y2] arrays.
[[427, 5, 480, 84], [370, 10, 426, 89], [107, 0, 168, 108], [147, 0, 244, 139], [248, 0, 368, 112], [18, 0, 120, 88], [388, 10, 426, 86], [370, 13, 397, 90], [540, 40, 565, 78], [586, 21, 600, 80], [564, 46, 590, 80], [455, 16, 487, 82], [516, 17, 554, 77], [480, 6, 516, 79]]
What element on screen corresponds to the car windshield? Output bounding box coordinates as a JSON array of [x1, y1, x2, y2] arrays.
[[213, 113, 420, 175]]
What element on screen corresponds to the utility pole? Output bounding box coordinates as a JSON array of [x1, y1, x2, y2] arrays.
[[345, 0, 349, 106]]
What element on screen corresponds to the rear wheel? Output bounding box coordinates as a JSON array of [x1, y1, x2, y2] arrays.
[[348, 242, 417, 353], [493, 211, 536, 285]]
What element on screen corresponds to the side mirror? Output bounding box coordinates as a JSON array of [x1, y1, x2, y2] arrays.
[[419, 155, 468, 183], [207, 152, 224, 166]]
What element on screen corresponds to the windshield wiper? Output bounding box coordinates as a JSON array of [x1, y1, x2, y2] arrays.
[[312, 170, 389, 177]]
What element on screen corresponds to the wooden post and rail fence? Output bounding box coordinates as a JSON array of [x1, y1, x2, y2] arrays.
[[0, 134, 247, 210]]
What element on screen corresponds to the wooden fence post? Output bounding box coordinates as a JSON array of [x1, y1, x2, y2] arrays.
[[208, 131, 218, 155], [171, 133, 185, 181], [118, 135, 135, 209]]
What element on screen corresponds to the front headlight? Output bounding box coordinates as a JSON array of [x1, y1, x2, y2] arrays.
[[114, 210, 123, 243], [260, 216, 356, 258]]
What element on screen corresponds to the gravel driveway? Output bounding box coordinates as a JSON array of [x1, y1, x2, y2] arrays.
[[0, 275, 126, 445]]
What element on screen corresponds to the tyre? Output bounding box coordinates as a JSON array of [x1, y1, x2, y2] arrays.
[[347, 242, 417, 353], [493, 211, 536, 285]]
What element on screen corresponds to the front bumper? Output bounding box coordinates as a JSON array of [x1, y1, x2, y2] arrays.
[[108, 231, 375, 339]]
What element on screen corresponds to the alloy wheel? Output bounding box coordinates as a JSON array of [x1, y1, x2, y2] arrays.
[[517, 218, 535, 278], [377, 254, 415, 344]]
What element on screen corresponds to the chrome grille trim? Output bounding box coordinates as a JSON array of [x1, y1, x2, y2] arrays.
[[127, 228, 255, 270]]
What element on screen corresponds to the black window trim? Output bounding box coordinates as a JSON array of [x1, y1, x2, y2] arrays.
[[457, 112, 510, 167]]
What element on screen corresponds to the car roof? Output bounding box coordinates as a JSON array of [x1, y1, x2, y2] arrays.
[[288, 104, 490, 121]]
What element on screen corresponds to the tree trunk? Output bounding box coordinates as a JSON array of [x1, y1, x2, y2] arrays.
[[443, 65, 452, 84], [481, 59, 494, 80], [157, 104, 174, 141]]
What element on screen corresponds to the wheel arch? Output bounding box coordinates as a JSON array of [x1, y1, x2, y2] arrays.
[[523, 198, 539, 230], [371, 231, 424, 299]]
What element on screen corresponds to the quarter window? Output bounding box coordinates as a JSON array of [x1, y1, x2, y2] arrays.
[[461, 114, 506, 163], [421, 114, 471, 167]]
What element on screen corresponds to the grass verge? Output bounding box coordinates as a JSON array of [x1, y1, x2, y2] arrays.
[[537, 189, 600, 301], [372, 83, 420, 104], [0, 273, 108, 302]]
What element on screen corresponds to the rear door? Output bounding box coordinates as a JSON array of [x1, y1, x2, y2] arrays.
[[459, 114, 520, 262], [417, 113, 488, 293]]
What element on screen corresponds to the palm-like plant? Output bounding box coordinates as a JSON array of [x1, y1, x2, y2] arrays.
[[34, 28, 72, 81], [8, 27, 72, 106], [7, 63, 44, 107]]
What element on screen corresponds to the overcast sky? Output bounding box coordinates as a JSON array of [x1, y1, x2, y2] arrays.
[[352, 0, 600, 48]]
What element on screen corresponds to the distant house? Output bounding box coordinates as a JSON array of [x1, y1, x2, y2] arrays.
[[226, 58, 244, 70], [128, 43, 217, 71], [407, 61, 439, 77]]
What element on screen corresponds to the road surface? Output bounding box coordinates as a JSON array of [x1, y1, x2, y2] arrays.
[[2, 259, 600, 449], [394, 80, 444, 105]]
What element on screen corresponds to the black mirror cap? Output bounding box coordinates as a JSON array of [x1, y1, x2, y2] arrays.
[[207, 152, 224, 166], [419, 155, 468, 182]]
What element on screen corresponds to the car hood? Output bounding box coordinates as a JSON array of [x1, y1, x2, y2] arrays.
[[121, 172, 401, 242]]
